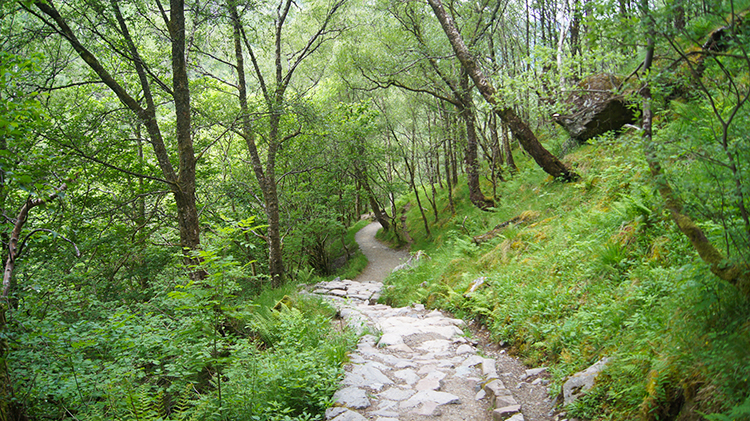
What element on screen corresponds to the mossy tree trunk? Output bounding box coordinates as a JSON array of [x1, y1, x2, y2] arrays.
[[640, 0, 750, 297]]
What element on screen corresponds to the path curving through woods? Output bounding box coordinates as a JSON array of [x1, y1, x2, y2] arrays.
[[311, 221, 556, 421], [353, 222, 410, 283]]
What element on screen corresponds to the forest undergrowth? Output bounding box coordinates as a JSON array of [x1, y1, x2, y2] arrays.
[[378, 133, 750, 421], [5, 220, 370, 421]]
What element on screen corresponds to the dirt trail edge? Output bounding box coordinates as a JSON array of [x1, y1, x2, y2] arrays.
[[310, 221, 556, 421]]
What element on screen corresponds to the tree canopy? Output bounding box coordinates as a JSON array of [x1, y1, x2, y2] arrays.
[[1, 0, 749, 419]]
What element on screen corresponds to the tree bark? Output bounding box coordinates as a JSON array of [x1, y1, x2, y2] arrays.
[[169, 0, 201, 257], [460, 68, 495, 210], [403, 156, 431, 237], [488, 113, 504, 198], [231, 5, 285, 286], [501, 121, 518, 174], [427, 0, 579, 182]]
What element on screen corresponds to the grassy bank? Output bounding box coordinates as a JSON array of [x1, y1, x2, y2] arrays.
[[378, 134, 750, 420]]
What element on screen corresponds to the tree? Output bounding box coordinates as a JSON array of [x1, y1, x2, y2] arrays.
[[28, 0, 202, 269], [639, 0, 750, 296], [0, 50, 80, 421], [229, 0, 346, 286], [427, 0, 580, 182], [357, 0, 495, 210]]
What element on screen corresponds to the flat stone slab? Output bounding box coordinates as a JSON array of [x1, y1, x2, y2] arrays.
[[400, 390, 461, 408], [330, 409, 368, 421], [379, 387, 416, 401], [492, 404, 522, 420], [333, 387, 370, 409], [393, 368, 420, 385]]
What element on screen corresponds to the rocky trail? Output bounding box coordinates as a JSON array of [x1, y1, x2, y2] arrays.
[[309, 222, 557, 421]]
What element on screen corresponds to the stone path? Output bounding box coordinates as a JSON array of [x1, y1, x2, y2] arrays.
[[310, 222, 535, 421]]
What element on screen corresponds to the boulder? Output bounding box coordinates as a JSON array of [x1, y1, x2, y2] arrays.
[[553, 74, 635, 143]]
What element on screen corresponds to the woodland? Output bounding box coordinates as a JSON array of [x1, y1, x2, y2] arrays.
[[0, 0, 749, 419]]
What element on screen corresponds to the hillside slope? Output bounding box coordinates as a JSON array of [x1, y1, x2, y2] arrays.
[[378, 134, 750, 420]]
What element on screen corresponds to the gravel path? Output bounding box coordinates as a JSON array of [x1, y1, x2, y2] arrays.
[[311, 222, 556, 421], [352, 222, 410, 283]]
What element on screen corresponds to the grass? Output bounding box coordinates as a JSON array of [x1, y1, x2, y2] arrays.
[[379, 135, 750, 420]]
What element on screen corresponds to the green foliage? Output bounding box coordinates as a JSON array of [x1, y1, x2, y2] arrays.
[[7, 226, 357, 420], [384, 137, 750, 419]]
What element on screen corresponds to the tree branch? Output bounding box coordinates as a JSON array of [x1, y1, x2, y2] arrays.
[[17, 229, 81, 261]]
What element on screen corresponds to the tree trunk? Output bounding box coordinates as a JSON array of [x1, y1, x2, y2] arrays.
[[640, 1, 749, 296], [488, 112, 504, 198], [460, 68, 495, 210], [502, 121, 518, 174], [33, 1, 202, 268], [427, 0, 579, 182], [170, 0, 201, 263], [231, 4, 286, 286], [570, 0, 581, 58], [403, 156, 431, 237], [233, 3, 284, 285], [2, 187, 66, 421], [231, 0, 343, 284], [364, 181, 391, 231], [451, 120, 459, 185], [443, 115, 455, 214]]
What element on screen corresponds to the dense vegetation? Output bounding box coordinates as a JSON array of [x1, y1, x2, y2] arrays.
[[380, 135, 750, 420], [1, 0, 748, 419]]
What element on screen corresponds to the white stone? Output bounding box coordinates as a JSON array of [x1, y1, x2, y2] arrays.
[[492, 405, 522, 420], [456, 344, 476, 355], [350, 362, 393, 390], [394, 360, 417, 369], [377, 333, 404, 346], [520, 367, 548, 380], [454, 365, 473, 377], [482, 358, 499, 378], [419, 339, 452, 353], [563, 357, 610, 406], [333, 387, 370, 409], [400, 390, 461, 409], [342, 372, 367, 388], [379, 387, 416, 401], [386, 343, 414, 353], [325, 407, 347, 419], [426, 309, 443, 317], [417, 365, 440, 375], [331, 409, 368, 421], [415, 371, 446, 391], [394, 368, 420, 385], [462, 355, 485, 367], [413, 400, 441, 416]]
